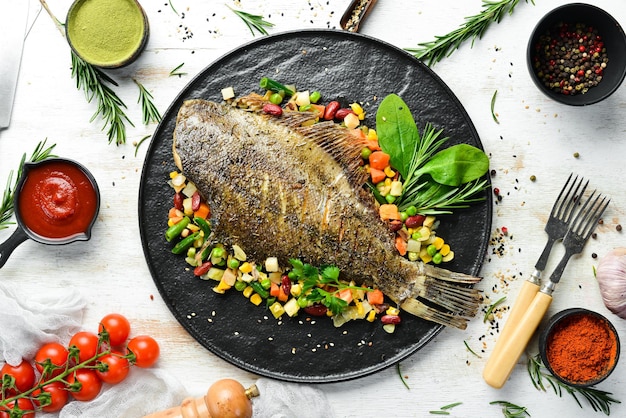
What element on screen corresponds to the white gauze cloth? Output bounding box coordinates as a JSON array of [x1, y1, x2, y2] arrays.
[[0, 282, 86, 365], [253, 378, 334, 418]]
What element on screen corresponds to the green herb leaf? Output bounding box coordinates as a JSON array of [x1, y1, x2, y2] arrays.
[[415, 143, 490, 187], [134, 79, 162, 125], [484, 296, 506, 323], [376, 94, 420, 179], [396, 363, 410, 389], [491, 90, 500, 123], [169, 63, 187, 77], [489, 400, 530, 417], [228, 6, 274, 36], [134, 135, 151, 157], [464, 340, 481, 358]]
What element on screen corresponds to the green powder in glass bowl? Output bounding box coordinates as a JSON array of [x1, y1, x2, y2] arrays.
[[66, 0, 149, 68]]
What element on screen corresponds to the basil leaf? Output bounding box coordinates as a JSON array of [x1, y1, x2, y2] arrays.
[[376, 94, 419, 179], [418, 144, 489, 186]]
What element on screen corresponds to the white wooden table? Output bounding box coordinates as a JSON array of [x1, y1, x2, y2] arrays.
[[2, 1, 626, 416]]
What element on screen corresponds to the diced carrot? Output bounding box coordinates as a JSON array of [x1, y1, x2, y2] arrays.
[[337, 288, 353, 304], [310, 104, 325, 116], [348, 128, 366, 141], [395, 235, 408, 256], [369, 151, 390, 170], [277, 286, 289, 302], [194, 202, 210, 219], [366, 140, 381, 151], [367, 289, 384, 305], [379, 204, 400, 221], [169, 216, 184, 226], [370, 167, 386, 184], [270, 282, 280, 298]]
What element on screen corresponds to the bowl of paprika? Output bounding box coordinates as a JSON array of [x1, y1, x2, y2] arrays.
[[527, 3, 626, 105], [539, 308, 620, 387]]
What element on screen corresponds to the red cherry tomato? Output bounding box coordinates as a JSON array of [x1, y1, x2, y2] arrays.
[[127, 335, 160, 368], [0, 360, 36, 395], [32, 381, 69, 413], [67, 368, 102, 401], [34, 342, 69, 378], [96, 351, 130, 384], [0, 397, 35, 418], [69, 331, 100, 364], [98, 313, 131, 347]]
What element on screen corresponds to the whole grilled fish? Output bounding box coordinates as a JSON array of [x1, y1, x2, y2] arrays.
[[173, 97, 482, 329]]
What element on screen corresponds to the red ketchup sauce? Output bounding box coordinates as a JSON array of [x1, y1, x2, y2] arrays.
[[18, 161, 98, 240]]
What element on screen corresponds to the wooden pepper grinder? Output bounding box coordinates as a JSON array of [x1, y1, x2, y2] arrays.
[[144, 379, 260, 418]]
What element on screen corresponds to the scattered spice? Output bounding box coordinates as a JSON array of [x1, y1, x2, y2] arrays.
[[573, 152, 580, 158], [617, 224, 622, 232], [529, 175, 536, 182], [531, 22, 608, 96], [545, 312, 618, 384]]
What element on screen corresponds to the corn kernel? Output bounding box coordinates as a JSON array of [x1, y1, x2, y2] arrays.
[[290, 283, 302, 297], [250, 293, 263, 306], [442, 250, 455, 262], [167, 219, 176, 227], [384, 178, 392, 187], [367, 129, 378, 141], [384, 166, 395, 177], [420, 248, 433, 263], [215, 279, 232, 292], [440, 244, 451, 257], [169, 171, 179, 179], [350, 102, 364, 115], [386, 306, 400, 316], [356, 301, 364, 317], [187, 223, 200, 232], [433, 236, 445, 250], [366, 310, 376, 322], [242, 286, 254, 298], [239, 262, 254, 274], [358, 113, 365, 121]]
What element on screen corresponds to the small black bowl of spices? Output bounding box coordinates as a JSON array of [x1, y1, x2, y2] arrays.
[[527, 3, 626, 105], [539, 308, 620, 387]]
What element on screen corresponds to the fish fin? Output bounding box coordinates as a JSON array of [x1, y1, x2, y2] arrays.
[[235, 93, 369, 187]]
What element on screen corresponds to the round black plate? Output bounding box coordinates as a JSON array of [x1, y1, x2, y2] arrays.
[[138, 29, 492, 383]]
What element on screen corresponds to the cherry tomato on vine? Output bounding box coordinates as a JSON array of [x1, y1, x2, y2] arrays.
[[127, 335, 160, 368], [32, 381, 69, 413], [0, 360, 36, 395], [96, 351, 130, 384], [0, 397, 35, 418], [34, 342, 69, 378], [69, 331, 100, 364], [98, 313, 131, 347], [67, 368, 102, 401]]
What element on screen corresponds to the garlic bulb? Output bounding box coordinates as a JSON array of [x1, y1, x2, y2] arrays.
[[596, 248, 626, 318]]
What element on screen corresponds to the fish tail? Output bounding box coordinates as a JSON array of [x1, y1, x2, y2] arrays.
[[418, 262, 482, 284], [399, 298, 470, 330]]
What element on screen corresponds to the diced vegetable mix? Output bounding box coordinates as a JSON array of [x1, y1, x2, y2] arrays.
[[166, 78, 460, 331]]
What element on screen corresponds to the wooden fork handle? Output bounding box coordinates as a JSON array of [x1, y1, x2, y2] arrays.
[[483, 291, 552, 389]]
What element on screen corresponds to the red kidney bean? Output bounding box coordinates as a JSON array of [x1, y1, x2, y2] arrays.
[[405, 215, 426, 229], [173, 192, 184, 211], [193, 261, 212, 276], [389, 220, 403, 232], [381, 314, 401, 325], [323, 101, 340, 120], [304, 304, 328, 317], [263, 103, 283, 116], [191, 191, 201, 211], [334, 108, 354, 121], [281, 274, 291, 296]]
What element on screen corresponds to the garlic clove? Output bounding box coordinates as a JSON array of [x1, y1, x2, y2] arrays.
[[596, 248, 626, 319]]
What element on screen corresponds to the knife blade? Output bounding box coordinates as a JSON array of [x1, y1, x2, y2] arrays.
[[0, 0, 30, 129]]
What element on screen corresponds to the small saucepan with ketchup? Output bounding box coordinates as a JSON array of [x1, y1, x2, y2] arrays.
[[0, 158, 100, 268]]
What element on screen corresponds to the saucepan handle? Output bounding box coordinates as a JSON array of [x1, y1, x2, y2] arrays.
[[0, 226, 29, 269]]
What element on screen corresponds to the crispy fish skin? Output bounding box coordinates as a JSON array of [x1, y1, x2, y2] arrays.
[[173, 99, 474, 308]]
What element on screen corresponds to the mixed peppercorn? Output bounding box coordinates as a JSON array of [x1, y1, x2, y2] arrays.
[[532, 22, 608, 96]]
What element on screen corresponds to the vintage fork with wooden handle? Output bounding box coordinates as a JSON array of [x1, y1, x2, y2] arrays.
[[482, 174, 587, 386], [483, 190, 609, 389]]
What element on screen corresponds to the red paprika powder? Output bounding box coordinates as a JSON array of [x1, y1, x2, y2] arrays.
[[545, 312, 618, 384]]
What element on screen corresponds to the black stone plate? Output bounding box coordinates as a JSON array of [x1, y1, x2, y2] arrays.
[[138, 29, 492, 383]]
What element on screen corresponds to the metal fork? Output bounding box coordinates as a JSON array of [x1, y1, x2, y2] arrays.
[[484, 188, 609, 389], [494, 174, 587, 343]]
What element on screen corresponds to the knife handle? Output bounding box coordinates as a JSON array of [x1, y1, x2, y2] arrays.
[[483, 291, 552, 389]]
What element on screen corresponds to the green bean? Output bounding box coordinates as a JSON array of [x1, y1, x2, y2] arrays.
[[259, 77, 294, 97], [165, 216, 190, 242], [194, 217, 211, 238], [250, 281, 269, 299], [310, 91, 321, 103], [171, 232, 200, 255]]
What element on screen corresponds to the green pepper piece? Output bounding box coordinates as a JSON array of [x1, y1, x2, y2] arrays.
[[171, 232, 200, 255], [165, 216, 190, 242], [250, 281, 269, 299]]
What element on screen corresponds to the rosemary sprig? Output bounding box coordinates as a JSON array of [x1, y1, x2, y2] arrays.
[[169, 63, 187, 77], [71, 51, 133, 145], [396, 363, 410, 390], [134, 80, 162, 125], [464, 340, 481, 358], [430, 402, 462, 415], [489, 400, 530, 417], [528, 354, 620, 415], [491, 90, 500, 123], [134, 135, 151, 157], [484, 296, 506, 322], [406, 0, 535, 67], [228, 6, 274, 36], [0, 140, 57, 230], [169, 0, 179, 15]]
